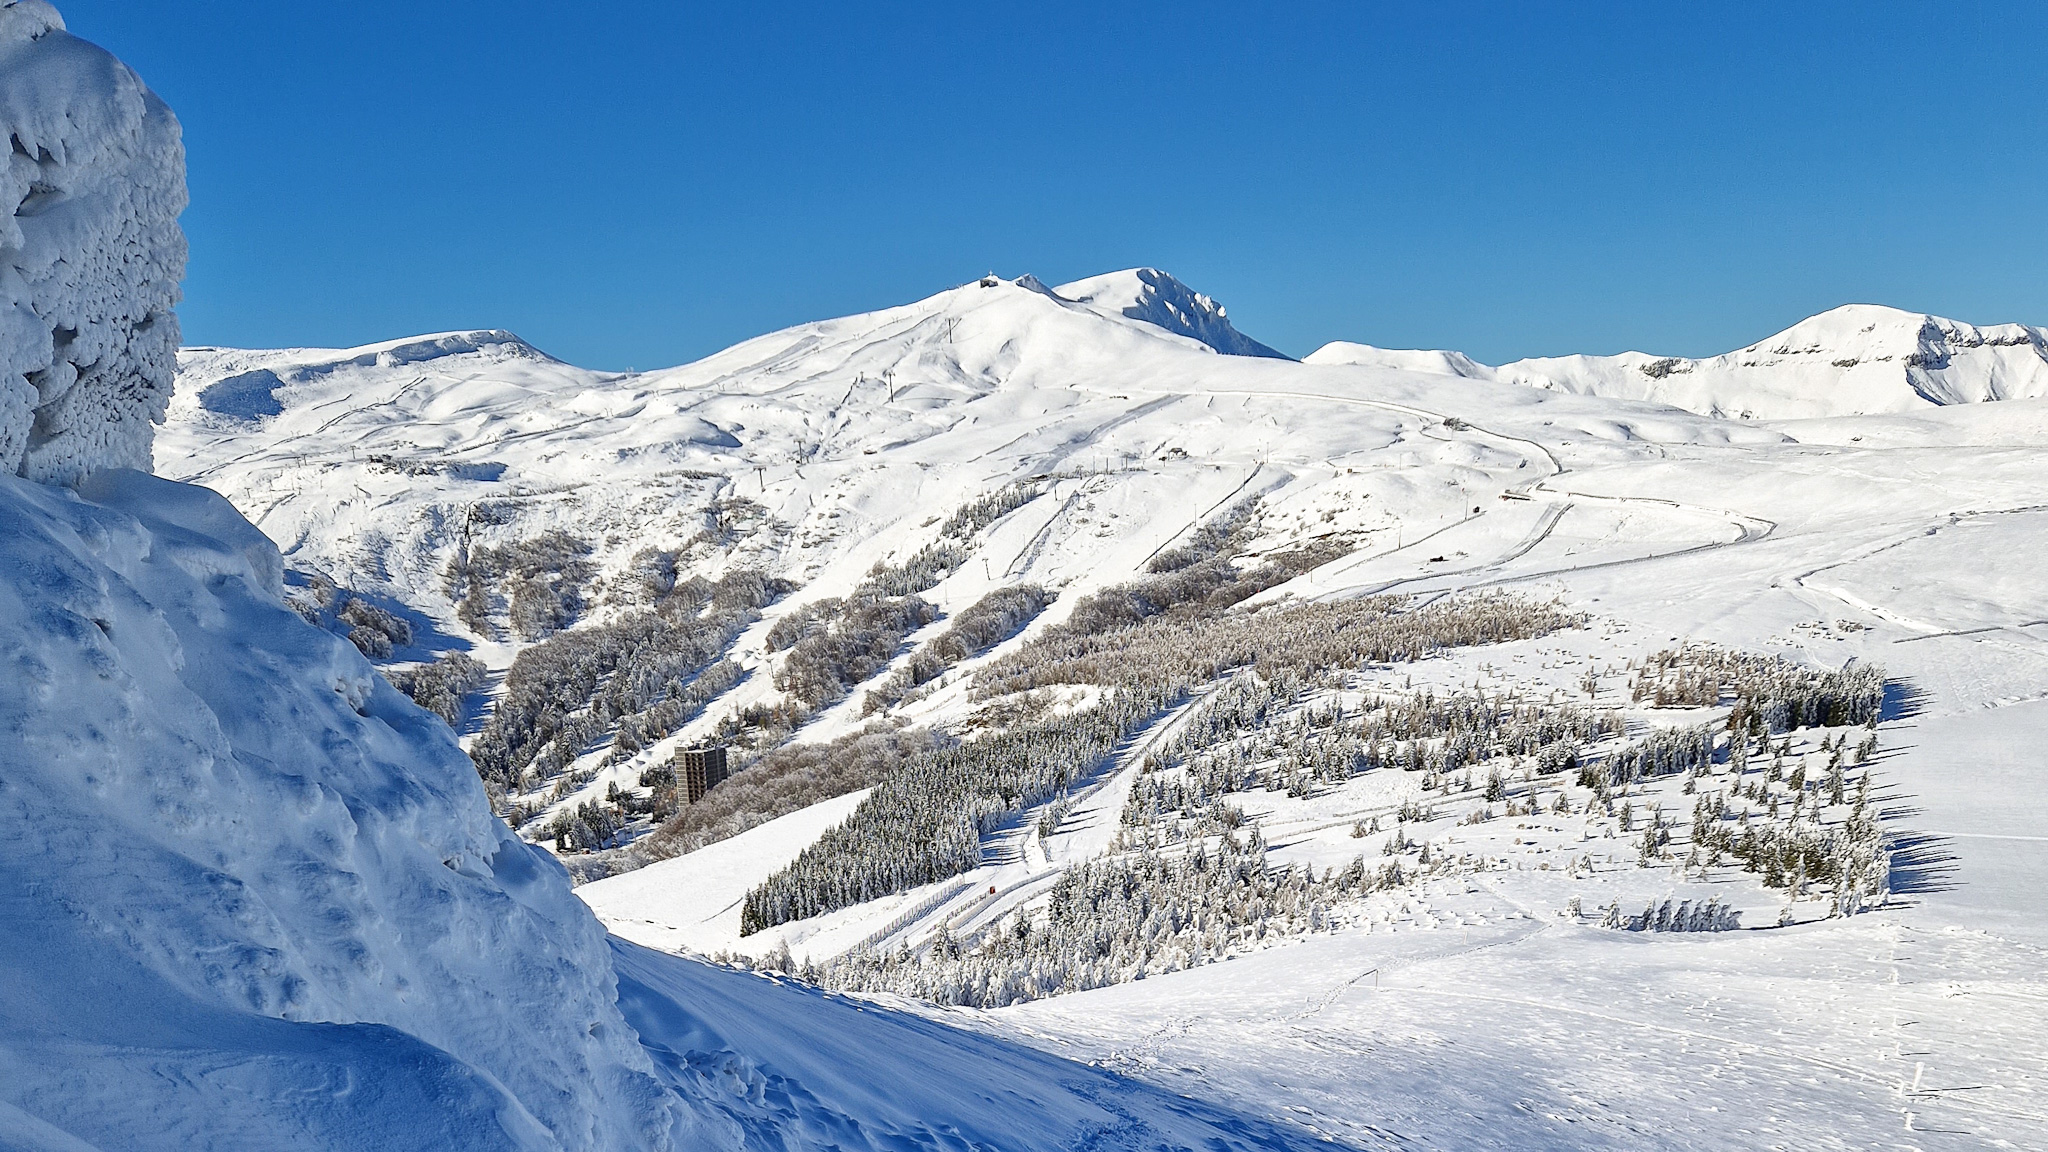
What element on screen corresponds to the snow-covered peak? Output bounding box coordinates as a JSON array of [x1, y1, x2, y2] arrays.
[[1729, 303, 2048, 404], [1055, 267, 1290, 359], [336, 327, 552, 365]]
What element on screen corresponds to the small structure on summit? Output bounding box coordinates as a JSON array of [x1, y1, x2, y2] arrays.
[[673, 746, 731, 805]]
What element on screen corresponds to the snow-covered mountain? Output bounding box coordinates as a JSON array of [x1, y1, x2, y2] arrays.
[[161, 270, 1783, 628], [16, 3, 2048, 1146], [154, 267, 2048, 1148], [1307, 303, 2048, 420]]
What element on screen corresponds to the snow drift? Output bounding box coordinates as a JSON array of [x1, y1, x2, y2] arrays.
[[0, 471, 680, 1149], [0, 0, 185, 484]]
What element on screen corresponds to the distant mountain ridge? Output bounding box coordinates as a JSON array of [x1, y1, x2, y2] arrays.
[[1307, 303, 2048, 420]]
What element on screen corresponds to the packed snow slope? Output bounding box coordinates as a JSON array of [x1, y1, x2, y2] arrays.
[[1307, 303, 2048, 420]]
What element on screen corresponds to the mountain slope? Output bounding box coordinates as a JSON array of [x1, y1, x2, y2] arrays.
[[157, 269, 1785, 844], [614, 940, 1328, 1152]]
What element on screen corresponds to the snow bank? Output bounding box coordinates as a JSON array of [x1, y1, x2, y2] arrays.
[[0, 0, 185, 485], [0, 470, 682, 1149]]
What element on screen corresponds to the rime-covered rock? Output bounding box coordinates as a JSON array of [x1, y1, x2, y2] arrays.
[[0, 0, 185, 485]]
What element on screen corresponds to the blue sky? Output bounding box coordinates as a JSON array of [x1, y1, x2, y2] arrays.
[[59, 1, 2048, 369]]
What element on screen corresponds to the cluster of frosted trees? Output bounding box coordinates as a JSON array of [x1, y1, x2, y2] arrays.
[[286, 574, 417, 658], [1630, 644, 1884, 730], [443, 529, 596, 640], [335, 598, 413, 657], [862, 584, 1053, 714], [1686, 728, 1889, 915], [500, 484, 1058, 870], [741, 696, 1148, 933], [817, 828, 1400, 1007], [772, 594, 939, 708], [1578, 723, 1715, 792], [1047, 516, 1353, 638], [470, 569, 787, 807], [775, 644, 1895, 1003], [1129, 672, 1620, 824], [979, 592, 1583, 701], [383, 652, 486, 726], [822, 652, 1891, 995], [742, 592, 1581, 934], [770, 482, 1050, 710], [1601, 896, 1740, 933], [938, 479, 1045, 541]]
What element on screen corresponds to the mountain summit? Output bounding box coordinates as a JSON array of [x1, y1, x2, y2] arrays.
[[1055, 268, 1290, 360]]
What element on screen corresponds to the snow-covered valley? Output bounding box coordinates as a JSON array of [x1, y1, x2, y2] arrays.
[[6, 2, 2047, 1147], [151, 268, 2048, 1148]]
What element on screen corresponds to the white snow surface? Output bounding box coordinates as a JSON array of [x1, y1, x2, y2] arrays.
[[1307, 303, 2048, 420], [0, 1, 185, 484]]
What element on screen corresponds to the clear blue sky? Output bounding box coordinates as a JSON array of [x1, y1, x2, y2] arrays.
[[58, 1, 2048, 369]]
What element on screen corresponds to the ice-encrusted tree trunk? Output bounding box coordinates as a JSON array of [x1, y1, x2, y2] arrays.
[[0, 0, 186, 485]]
